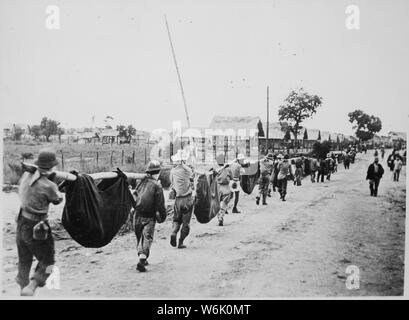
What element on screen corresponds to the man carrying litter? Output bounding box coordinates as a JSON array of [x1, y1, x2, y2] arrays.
[[16, 149, 63, 296], [133, 160, 167, 272], [169, 150, 195, 248], [256, 153, 275, 205], [215, 154, 234, 226], [229, 153, 248, 213]]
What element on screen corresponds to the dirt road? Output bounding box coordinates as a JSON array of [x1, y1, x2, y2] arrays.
[[1, 150, 406, 297]]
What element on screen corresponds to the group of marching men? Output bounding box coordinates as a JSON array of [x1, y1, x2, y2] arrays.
[[14, 148, 253, 295], [11, 145, 378, 295]]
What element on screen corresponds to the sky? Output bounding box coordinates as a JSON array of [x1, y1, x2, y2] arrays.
[[0, 0, 408, 136]]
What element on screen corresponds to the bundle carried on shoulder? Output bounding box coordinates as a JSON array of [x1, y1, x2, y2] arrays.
[[193, 171, 220, 223], [240, 161, 260, 195], [61, 169, 135, 248]]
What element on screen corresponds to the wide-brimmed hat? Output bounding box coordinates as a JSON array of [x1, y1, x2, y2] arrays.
[[237, 153, 245, 161], [266, 153, 274, 160], [145, 160, 161, 173], [171, 149, 189, 162], [34, 149, 59, 170]]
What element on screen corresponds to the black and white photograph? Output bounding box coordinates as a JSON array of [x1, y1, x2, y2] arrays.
[[0, 0, 407, 301]]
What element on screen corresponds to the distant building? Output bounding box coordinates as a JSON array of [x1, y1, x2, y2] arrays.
[[100, 129, 119, 144]]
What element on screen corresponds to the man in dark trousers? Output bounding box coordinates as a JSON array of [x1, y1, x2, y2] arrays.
[[256, 153, 275, 205], [133, 160, 167, 272], [17, 149, 63, 296], [366, 156, 384, 197]]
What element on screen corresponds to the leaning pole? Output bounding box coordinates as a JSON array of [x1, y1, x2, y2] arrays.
[[164, 15, 191, 129]]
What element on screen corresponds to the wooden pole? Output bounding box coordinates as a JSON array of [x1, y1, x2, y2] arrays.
[[121, 150, 124, 166], [61, 151, 64, 170], [96, 151, 99, 166], [164, 15, 191, 128], [266, 85, 269, 155], [110, 151, 113, 166]]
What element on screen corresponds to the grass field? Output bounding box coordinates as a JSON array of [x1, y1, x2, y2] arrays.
[[2, 141, 153, 184]]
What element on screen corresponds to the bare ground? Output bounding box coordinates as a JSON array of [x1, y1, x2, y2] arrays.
[[1, 151, 405, 298]]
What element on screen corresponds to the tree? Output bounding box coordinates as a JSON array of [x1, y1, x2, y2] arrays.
[[40, 117, 62, 142], [30, 125, 42, 140], [348, 109, 382, 142], [317, 130, 321, 141], [278, 88, 323, 151], [284, 129, 291, 141], [303, 128, 308, 140], [313, 141, 332, 159], [127, 125, 136, 138], [117, 125, 127, 138], [328, 134, 331, 141], [57, 127, 65, 143], [13, 125, 24, 141], [117, 124, 137, 143], [257, 120, 265, 137]]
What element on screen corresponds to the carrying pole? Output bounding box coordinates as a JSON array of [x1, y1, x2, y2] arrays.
[[164, 15, 191, 128], [266, 86, 270, 155]]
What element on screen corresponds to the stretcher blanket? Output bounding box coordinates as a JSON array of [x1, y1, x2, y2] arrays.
[[240, 161, 260, 195], [61, 170, 135, 248], [193, 171, 220, 223]]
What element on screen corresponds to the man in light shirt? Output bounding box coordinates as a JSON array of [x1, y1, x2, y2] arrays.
[[169, 150, 195, 249]]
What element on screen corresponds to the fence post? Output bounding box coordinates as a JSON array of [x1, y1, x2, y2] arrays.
[[144, 148, 147, 164], [121, 150, 124, 166], [61, 151, 64, 170], [132, 151, 135, 164], [224, 136, 228, 162], [96, 151, 99, 166], [110, 151, 113, 166], [235, 135, 238, 158], [80, 152, 82, 162]]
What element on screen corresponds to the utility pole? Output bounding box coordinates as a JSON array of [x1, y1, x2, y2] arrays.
[[164, 15, 191, 128], [266, 86, 269, 154]]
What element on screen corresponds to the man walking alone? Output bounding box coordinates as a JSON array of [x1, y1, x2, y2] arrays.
[[366, 156, 384, 197]]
